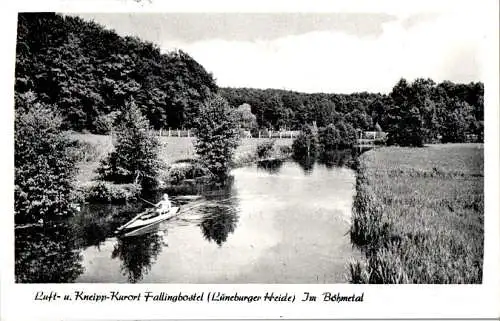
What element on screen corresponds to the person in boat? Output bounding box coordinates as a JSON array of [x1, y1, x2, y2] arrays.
[[155, 193, 172, 214], [141, 194, 172, 220]]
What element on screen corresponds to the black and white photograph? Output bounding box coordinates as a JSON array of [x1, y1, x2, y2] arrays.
[[11, 7, 491, 284], [2, 0, 500, 319]]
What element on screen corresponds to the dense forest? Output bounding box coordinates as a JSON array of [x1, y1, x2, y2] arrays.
[[15, 13, 483, 145], [220, 81, 483, 144], [15, 13, 217, 132]]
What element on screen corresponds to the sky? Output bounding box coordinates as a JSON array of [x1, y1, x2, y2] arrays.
[[76, 8, 488, 94]]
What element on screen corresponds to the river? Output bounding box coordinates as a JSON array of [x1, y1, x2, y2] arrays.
[[15, 151, 362, 283]]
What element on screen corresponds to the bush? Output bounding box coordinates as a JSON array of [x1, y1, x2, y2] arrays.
[[318, 122, 358, 152], [292, 124, 318, 158], [15, 102, 79, 224], [97, 100, 163, 191], [93, 112, 119, 135], [71, 140, 101, 162], [256, 140, 275, 159], [278, 145, 292, 155], [166, 162, 211, 185], [84, 181, 141, 203], [193, 95, 240, 182]]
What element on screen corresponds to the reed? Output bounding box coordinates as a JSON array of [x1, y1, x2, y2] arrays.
[[349, 144, 484, 283]]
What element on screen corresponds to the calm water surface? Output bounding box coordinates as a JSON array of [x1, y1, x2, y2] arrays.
[[16, 155, 361, 283]]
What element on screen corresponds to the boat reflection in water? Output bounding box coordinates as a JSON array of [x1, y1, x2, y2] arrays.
[[16, 150, 362, 283]]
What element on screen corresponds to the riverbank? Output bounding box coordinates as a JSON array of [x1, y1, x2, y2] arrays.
[[71, 133, 293, 200], [350, 143, 484, 283]]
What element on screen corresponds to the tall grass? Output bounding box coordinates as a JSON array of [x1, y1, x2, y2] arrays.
[[350, 144, 484, 283]]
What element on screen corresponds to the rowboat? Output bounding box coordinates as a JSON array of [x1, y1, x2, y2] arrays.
[[120, 221, 164, 238], [115, 206, 180, 234]]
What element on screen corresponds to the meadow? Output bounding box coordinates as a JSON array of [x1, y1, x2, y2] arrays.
[[70, 133, 293, 183], [350, 144, 484, 283]]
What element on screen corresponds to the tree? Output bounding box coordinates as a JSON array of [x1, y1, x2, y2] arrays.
[[235, 103, 257, 130], [336, 121, 357, 147], [441, 100, 475, 143], [318, 121, 357, 152], [292, 124, 319, 158], [15, 13, 217, 132], [318, 124, 340, 152], [346, 109, 373, 131], [193, 95, 240, 182], [386, 79, 426, 147], [15, 97, 79, 224], [98, 99, 162, 190]]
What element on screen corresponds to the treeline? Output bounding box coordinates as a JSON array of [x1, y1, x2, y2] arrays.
[[15, 13, 217, 132], [14, 13, 242, 225], [220, 79, 484, 146], [15, 13, 483, 146]]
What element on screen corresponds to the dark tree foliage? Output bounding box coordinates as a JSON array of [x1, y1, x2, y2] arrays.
[[193, 95, 240, 182], [111, 232, 163, 283], [15, 224, 84, 282], [200, 207, 239, 246], [441, 100, 475, 143], [15, 13, 483, 144], [292, 124, 319, 158], [98, 100, 163, 191], [318, 121, 357, 151], [15, 13, 217, 132], [386, 78, 483, 146], [15, 95, 79, 224], [386, 79, 426, 147], [220, 79, 483, 145]]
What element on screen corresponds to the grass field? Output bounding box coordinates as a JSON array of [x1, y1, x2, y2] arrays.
[[350, 143, 484, 283], [70, 133, 293, 183]]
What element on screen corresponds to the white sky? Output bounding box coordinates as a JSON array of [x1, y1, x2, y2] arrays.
[[76, 6, 489, 94]]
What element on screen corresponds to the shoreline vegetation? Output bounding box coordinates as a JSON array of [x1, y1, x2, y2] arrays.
[[71, 133, 294, 203], [14, 13, 485, 284], [349, 144, 484, 283]]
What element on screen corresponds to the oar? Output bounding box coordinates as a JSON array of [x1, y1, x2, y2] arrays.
[[116, 211, 146, 232], [139, 197, 156, 207], [164, 203, 203, 222], [116, 204, 155, 232], [181, 199, 209, 212], [116, 197, 158, 230]]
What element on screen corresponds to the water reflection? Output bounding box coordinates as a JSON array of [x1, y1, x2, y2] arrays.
[[72, 203, 146, 248], [295, 147, 372, 171], [199, 183, 240, 246], [15, 224, 84, 283], [16, 148, 364, 283], [257, 159, 284, 174], [294, 155, 316, 174], [319, 149, 358, 169], [199, 204, 239, 246], [111, 232, 164, 283]]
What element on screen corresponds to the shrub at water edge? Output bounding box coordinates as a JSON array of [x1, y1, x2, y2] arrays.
[[256, 140, 276, 159], [98, 100, 163, 191], [15, 99, 79, 224], [193, 94, 240, 183], [83, 181, 141, 204], [292, 124, 318, 159]]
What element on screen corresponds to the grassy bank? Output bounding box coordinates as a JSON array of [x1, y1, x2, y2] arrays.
[[350, 144, 484, 283]]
